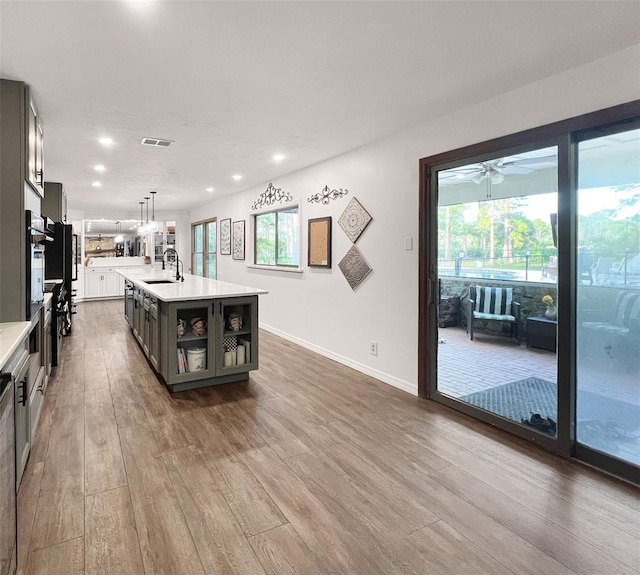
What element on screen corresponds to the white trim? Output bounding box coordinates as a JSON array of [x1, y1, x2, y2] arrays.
[[250, 200, 302, 271], [260, 323, 418, 396], [247, 264, 303, 274], [251, 200, 298, 216]]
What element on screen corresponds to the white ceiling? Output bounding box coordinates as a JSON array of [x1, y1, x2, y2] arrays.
[[1, 1, 639, 220]]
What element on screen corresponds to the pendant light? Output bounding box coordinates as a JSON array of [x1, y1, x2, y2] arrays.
[[147, 191, 158, 232], [114, 221, 124, 244], [138, 201, 146, 235]]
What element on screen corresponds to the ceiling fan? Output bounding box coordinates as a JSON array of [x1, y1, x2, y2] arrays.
[[439, 153, 557, 188]]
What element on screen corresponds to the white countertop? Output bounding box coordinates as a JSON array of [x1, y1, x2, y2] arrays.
[[118, 269, 268, 302], [0, 322, 31, 369]]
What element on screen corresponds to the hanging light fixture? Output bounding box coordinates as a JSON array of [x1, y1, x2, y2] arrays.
[[147, 191, 158, 232], [138, 201, 146, 235], [114, 221, 124, 244]]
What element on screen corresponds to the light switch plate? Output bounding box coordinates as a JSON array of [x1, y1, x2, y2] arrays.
[[404, 237, 413, 250]]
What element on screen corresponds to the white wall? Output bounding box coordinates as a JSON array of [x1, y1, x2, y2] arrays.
[[190, 45, 640, 395]]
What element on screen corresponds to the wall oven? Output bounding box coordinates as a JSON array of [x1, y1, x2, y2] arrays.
[[26, 211, 50, 321]]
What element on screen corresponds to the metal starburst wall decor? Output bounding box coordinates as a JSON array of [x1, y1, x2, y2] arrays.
[[251, 182, 293, 211]]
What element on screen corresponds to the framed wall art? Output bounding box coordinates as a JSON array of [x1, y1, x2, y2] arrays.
[[308, 216, 332, 268], [220, 218, 231, 255], [232, 220, 245, 260]]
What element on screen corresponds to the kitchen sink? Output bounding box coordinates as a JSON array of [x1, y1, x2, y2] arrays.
[[141, 279, 175, 284]]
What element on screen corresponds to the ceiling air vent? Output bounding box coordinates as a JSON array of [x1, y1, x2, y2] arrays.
[[141, 137, 173, 147]]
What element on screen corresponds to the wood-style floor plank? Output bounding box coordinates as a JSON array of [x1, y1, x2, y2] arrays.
[[84, 389, 127, 495], [248, 523, 332, 575], [214, 452, 288, 537], [163, 447, 267, 575], [240, 445, 393, 575], [15, 300, 640, 575], [409, 519, 515, 575], [85, 486, 145, 575], [431, 465, 640, 575], [119, 424, 205, 575], [16, 461, 44, 574], [24, 537, 84, 575]]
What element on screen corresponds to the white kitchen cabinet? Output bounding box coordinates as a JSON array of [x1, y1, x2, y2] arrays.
[[74, 268, 84, 301], [85, 268, 122, 299]]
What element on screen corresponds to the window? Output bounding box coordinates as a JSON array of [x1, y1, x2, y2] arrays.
[[192, 218, 216, 279], [254, 206, 300, 267]]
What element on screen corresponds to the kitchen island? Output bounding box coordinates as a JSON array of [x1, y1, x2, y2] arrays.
[[118, 269, 267, 392]]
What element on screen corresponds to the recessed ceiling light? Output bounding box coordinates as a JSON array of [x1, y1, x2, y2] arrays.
[[206, 187, 214, 192], [232, 174, 242, 181], [98, 137, 113, 146], [92, 181, 102, 187], [94, 164, 105, 172], [273, 154, 285, 162]]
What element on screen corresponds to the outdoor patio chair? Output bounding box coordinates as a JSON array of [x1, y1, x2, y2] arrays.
[[580, 290, 640, 372], [467, 285, 521, 344]]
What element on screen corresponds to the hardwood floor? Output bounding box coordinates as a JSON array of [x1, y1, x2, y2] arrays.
[[17, 299, 640, 575]]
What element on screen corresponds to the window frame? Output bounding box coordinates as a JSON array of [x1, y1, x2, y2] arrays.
[[191, 217, 217, 279], [251, 202, 302, 271]]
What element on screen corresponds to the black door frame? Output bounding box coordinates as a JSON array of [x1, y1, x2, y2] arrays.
[[418, 100, 640, 484]]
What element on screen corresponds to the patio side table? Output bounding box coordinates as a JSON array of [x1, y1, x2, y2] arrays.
[[526, 316, 557, 352]]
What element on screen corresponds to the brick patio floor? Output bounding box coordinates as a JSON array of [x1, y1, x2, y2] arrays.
[[436, 325, 640, 467]]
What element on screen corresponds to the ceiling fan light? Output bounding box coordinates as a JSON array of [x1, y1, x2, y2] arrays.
[[491, 172, 505, 184], [471, 173, 486, 184]]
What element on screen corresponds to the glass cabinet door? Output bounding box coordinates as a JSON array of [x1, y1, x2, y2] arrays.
[[169, 302, 215, 384], [216, 296, 257, 376]]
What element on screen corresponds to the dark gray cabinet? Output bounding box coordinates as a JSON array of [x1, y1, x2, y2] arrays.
[[42, 182, 67, 222], [162, 301, 215, 388], [14, 351, 30, 487], [1, 80, 44, 322], [26, 92, 44, 197], [215, 297, 258, 376], [125, 281, 260, 391]]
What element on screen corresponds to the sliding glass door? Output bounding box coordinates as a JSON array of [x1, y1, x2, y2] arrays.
[[419, 101, 640, 482], [576, 127, 640, 467], [436, 147, 559, 437]]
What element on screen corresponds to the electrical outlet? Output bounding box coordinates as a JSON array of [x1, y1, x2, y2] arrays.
[[370, 341, 378, 356]]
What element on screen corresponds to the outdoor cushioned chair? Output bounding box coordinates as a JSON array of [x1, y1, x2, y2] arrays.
[[581, 290, 640, 339], [580, 290, 640, 371], [467, 285, 521, 344]]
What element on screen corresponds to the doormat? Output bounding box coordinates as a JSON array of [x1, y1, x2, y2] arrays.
[[459, 377, 640, 433]]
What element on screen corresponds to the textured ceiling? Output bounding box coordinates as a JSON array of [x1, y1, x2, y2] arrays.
[[1, 1, 639, 219]]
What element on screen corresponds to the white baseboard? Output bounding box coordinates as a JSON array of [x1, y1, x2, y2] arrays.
[[260, 323, 418, 396]]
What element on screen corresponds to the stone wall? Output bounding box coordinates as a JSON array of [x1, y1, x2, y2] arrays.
[[439, 278, 558, 339]]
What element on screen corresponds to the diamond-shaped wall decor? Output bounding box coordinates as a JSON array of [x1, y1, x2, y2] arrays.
[[338, 197, 372, 243], [338, 245, 372, 290]]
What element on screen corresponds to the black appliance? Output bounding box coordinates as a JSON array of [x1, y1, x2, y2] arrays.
[[26, 211, 51, 321], [44, 282, 65, 367], [44, 222, 77, 335]]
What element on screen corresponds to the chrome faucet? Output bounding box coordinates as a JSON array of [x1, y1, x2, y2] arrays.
[[162, 248, 184, 281]]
